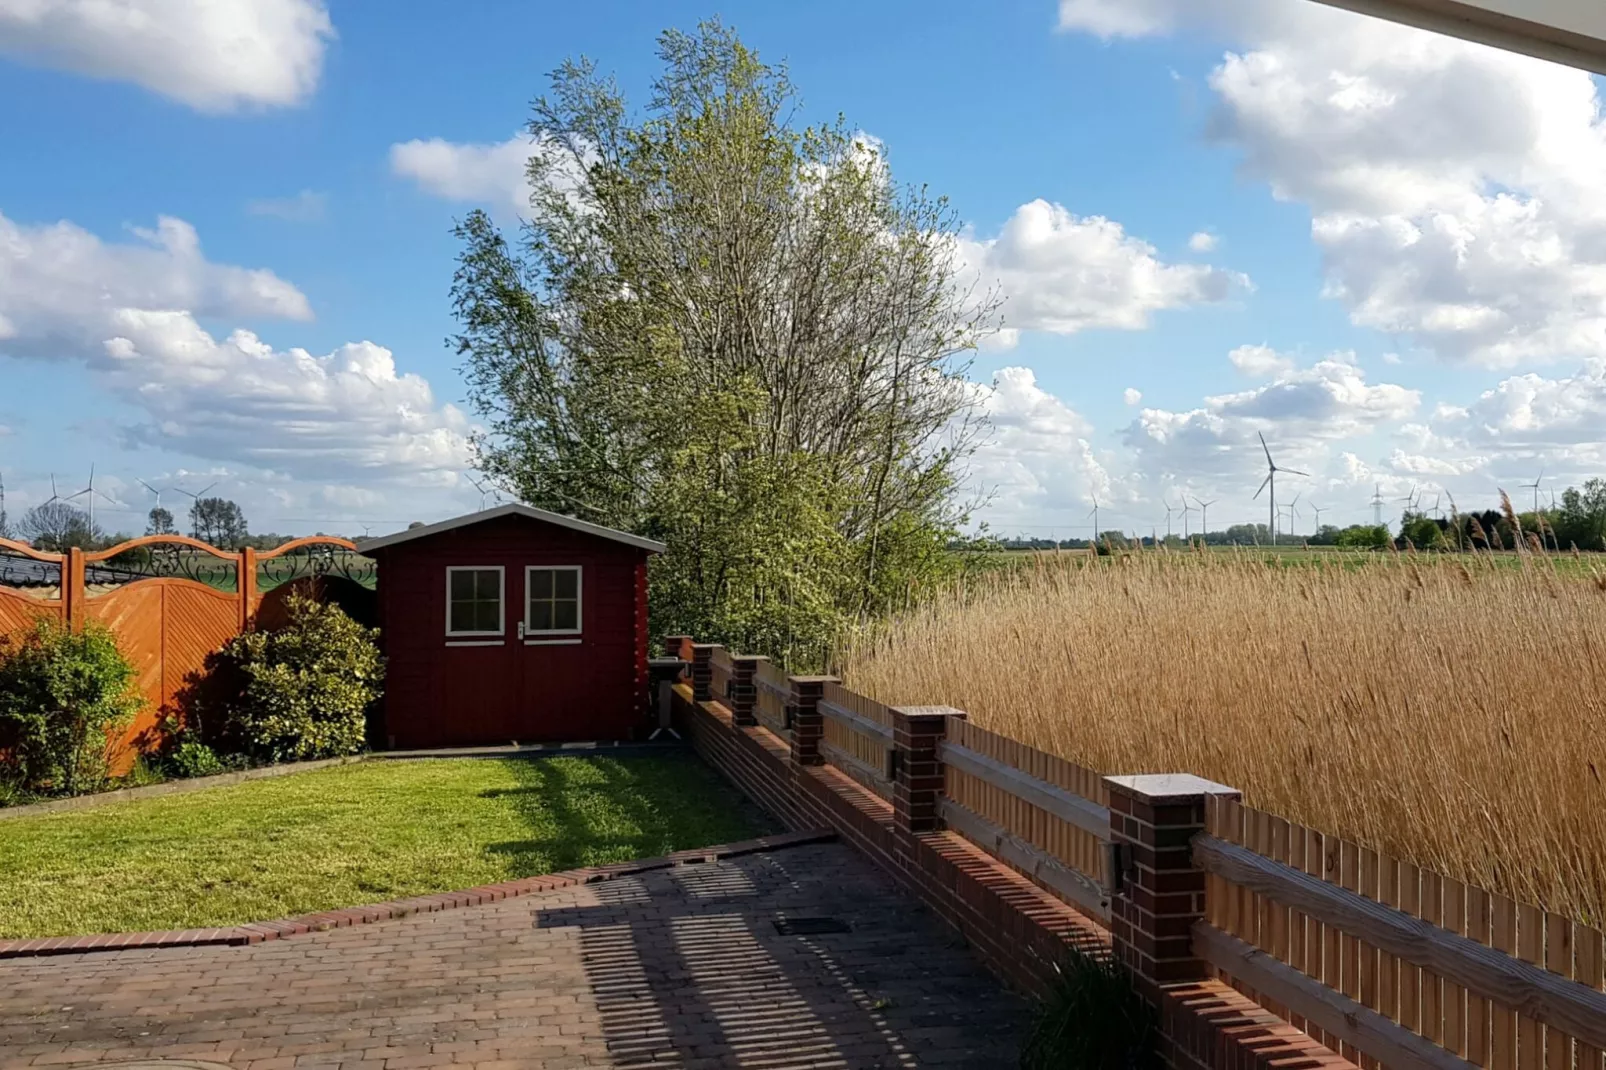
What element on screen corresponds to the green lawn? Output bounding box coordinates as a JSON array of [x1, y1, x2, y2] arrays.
[[0, 754, 770, 939]]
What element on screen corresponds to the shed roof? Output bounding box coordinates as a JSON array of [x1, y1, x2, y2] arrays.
[[354, 504, 667, 555]]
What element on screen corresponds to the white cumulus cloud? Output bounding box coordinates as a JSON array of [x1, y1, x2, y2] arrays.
[[1228, 343, 1295, 377], [1059, 0, 1606, 369], [1123, 387, 1143, 405], [0, 208, 473, 489], [1188, 230, 1218, 252], [0, 0, 334, 111], [954, 200, 1248, 345]]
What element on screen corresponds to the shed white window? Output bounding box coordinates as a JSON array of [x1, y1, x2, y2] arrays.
[[525, 566, 581, 635], [446, 566, 504, 636]]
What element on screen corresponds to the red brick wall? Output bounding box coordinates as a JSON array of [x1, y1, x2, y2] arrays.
[[673, 678, 1357, 1070], [673, 683, 1106, 997]]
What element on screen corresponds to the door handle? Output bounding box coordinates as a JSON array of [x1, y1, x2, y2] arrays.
[[517, 621, 525, 639]]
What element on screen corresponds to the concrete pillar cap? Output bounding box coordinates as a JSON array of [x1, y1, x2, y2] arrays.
[[1104, 773, 1239, 803]]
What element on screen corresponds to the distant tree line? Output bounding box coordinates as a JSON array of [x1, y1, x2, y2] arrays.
[[7, 494, 307, 553], [962, 478, 1606, 554]]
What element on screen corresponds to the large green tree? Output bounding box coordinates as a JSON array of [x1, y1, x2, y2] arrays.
[[450, 21, 996, 666]]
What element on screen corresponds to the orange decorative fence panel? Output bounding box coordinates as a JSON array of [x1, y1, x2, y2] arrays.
[[0, 534, 363, 772]]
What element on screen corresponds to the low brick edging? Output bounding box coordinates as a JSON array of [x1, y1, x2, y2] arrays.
[[0, 828, 835, 959], [1160, 980, 1354, 1070], [0, 755, 370, 822]]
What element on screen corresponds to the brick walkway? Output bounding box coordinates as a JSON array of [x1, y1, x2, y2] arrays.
[[0, 843, 1029, 1069]]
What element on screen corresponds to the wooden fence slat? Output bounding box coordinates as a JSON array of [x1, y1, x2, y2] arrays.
[[1467, 885, 1492, 1068], [935, 741, 1109, 839], [1194, 924, 1478, 1070], [1341, 839, 1363, 1064], [1517, 903, 1542, 1068], [1443, 876, 1469, 1059], [1402, 860, 1423, 1038], [1424, 870, 1445, 1049], [1359, 847, 1382, 1070], [1492, 893, 1517, 1070], [1578, 923, 1604, 1070], [939, 798, 1111, 921], [1191, 837, 1606, 1052], [1543, 912, 1573, 1070]]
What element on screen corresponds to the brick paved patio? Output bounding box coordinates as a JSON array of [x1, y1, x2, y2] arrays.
[[0, 842, 1029, 1069]]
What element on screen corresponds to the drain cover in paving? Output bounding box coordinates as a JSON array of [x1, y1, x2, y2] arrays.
[[773, 915, 852, 935]]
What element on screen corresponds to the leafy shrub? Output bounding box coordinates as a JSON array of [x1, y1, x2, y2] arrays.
[[216, 593, 384, 762], [1020, 947, 1157, 1070], [167, 740, 228, 778], [0, 619, 145, 796]]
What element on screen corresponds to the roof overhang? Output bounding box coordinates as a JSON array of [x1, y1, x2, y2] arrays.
[[355, 504, 667, 555], [1310, 0, 1606, 74]]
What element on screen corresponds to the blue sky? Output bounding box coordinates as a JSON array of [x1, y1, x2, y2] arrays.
[[3, 0, 1606, 541]]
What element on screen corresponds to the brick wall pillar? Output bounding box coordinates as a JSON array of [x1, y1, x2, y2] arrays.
[[728, 655, 764, 726], [890, 706, 965, 834], [689, 643, 719, 702], [1103, 773, 1240, 995], [660, 635, 694, 663], [787, 675, 836, 767]]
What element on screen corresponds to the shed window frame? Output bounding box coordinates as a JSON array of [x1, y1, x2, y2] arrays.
[[524, 565, 583, 637], [445, 565, 505, 638]]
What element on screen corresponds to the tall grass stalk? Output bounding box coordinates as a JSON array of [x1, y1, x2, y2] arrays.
[[840, 550, 1606, 923]]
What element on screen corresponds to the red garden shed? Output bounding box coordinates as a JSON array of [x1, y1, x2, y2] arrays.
[[358, 504, 665, 749]]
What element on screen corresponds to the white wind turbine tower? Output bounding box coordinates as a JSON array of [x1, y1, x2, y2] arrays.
[[1163, 500, 1176, 541], [1280, 493, 1302, 538], [1306, 501, 1326, 531], [1193, 497, 1217, 541], [1179, 498, 1196, 541], [1085, 496, 1100, 547], [1253, 432, 1307, 545], [1522, 468, 1545, 514], [63, 465, 117, 537]]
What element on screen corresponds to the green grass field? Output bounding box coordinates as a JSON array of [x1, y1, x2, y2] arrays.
[[0, 754, 769, 939]]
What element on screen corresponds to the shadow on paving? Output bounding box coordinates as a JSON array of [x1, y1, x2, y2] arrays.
[[534, 846, 1028, 1069]]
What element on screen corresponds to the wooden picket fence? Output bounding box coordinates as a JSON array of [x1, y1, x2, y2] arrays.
[[678, 636, 1606, 1070]]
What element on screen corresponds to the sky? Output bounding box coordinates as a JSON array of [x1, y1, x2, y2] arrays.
[[2, 0, 1606, 542]]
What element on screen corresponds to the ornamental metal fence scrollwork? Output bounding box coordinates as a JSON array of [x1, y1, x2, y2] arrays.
[[257, 544, 377, 591]]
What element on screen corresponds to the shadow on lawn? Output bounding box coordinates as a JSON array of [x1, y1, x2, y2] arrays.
[[478, 755, 756, 876]]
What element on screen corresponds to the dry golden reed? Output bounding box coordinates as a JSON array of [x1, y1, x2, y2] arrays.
[[840, 550, 1606, 923]]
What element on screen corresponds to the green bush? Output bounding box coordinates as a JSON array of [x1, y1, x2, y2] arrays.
[[1020, 947, 1158, 1070], [216, 593, 384, 762], [0, 619, 145, 796], [167, 740, 227, 778]]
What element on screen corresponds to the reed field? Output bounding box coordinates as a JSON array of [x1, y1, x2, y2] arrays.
[[840, 549, 1606, 923]]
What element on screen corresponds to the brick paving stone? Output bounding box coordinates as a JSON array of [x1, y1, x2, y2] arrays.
[[0, 844, 1027, 1068]]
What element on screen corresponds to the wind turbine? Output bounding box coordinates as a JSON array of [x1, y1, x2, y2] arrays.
[[467, 475, 493, 511], [1253, 432, 1307, 545], [1307, 501, 1326, 531], [1396, 485, 1419, 511], [1280, 493, 1302, 538], [1085, 496, 1100, 548], [1522, 469, 1545, 514], [62, 465, 117, 537], [1179, 498, 1196, 541], [1193, 497, 1217, 539], [1163, 500, 1176, 541]]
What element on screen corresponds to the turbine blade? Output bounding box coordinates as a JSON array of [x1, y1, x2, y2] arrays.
[[1282, 468, 1310, 477], [1253, 473, 1272, 500], [1259, 431, 1274, 467]]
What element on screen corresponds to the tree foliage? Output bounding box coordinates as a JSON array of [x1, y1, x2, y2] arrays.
[[449, 21, 995, 666], [146, 506, 176, 536], [18, 501, 101, 551], [0, 619, 144, 796], [189, 497, 248, 547]]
